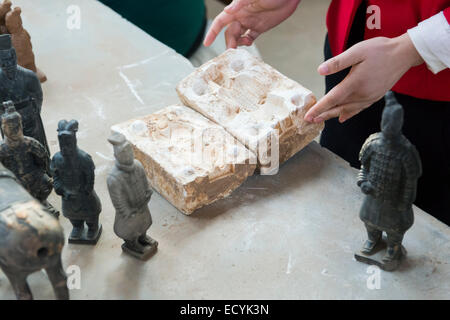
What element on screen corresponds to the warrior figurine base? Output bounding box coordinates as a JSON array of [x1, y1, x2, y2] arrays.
[[68, 223, 103, 245], [354, 238, 407, 271], [107, 132, 158, 261], [121, 237, 158, 261], [355, 92, 422, 272]]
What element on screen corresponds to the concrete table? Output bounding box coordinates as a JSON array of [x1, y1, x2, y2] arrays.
[[0, 0, 448, 300]]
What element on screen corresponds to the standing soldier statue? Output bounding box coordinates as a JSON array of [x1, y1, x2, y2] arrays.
[[0, 34, 48, 154], [0, 101, 58, 217], [107, 132, 158, 260], [51, 120, 102, 244], [355, 92, 422, 271]]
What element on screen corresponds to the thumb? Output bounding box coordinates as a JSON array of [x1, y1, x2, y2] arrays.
[[225, 0, 254, 14], [318, 45, 363, 76]]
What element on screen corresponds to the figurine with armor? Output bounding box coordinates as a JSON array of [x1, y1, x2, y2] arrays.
[[51, 120, 102, 244], [355, 92, 422, 271], [0, 101, 57, 217], [0, 34, 48, 154], [107, 132, 158, 260]]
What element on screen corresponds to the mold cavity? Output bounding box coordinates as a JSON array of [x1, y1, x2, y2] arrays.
[[248, 126, 259, 136], [158, 119, 168, 130], [183, 166, 195, 176], [37, 247, 48, 258], [258, 94, 267, 105], [291, 94, 303, 106], [193, 79, 207, 96], [230, 59, 244, 72], [130, 120, 147, 136]]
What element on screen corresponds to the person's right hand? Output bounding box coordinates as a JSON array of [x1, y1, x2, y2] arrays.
[[204, 0, 301, 48]]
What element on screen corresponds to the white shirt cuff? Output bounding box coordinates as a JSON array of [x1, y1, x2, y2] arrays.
[[407, 11, 450, 74]]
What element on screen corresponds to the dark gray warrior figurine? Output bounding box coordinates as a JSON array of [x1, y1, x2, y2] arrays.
[[107, 132, 158, 260], [51, 120, 102, 244], [355, 92, 422, 271], [0, 162, 68, 300], [0, 101, 58, 217], [0, 34, 48, 154]]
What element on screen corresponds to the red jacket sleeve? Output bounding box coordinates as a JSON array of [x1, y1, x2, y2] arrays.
[[444, 7, 450, 24]]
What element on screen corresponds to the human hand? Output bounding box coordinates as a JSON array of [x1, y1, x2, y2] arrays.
[[304, 33, 424, 123], [204, 0, 301, 48]]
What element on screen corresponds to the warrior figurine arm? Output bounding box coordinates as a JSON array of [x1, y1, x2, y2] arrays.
[[82, 154, 96, 195], [0, 145, 7, 163], [136, 161, 152, 202], [357, 134, 379, 195], [357, 134, 376, 186], [358, 162, 370, 187], [400, 145, 423, 210], [29, 138, 50, 171], [107, 175, 131, 216], [50, 156, 65, 197], [27, 71, 43, 112]]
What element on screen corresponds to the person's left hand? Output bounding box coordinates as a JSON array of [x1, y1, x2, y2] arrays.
[[304, 33, 424, 124]]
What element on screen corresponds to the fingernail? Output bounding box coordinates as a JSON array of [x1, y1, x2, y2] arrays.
[[304, 115, 313, 122], [318, 64, 329, 75]]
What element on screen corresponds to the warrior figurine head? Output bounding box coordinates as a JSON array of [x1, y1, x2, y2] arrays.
[[57, 120, 78, 157], [108, 132, 134, 166], [381, 92, 404, 140], [0, 34, 17, 80], [1, 101, 23, 143]]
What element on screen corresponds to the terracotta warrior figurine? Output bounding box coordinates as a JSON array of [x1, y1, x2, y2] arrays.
[[0, 161, 68, 300], [0, 101, 58, 217], [0, 34, 48, 154], [51, 120, 102, 244], [107, 132, 158, 260], [0, 164, 69, 300], [6, 6, 46, 82], [355, 92, 422, 271]]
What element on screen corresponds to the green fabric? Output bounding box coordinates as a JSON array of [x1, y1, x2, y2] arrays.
[[99, 0, 206, 56]]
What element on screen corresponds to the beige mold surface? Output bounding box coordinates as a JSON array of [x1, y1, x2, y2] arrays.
[[112, 105, 256, 214], [177, 48, 324, 173]]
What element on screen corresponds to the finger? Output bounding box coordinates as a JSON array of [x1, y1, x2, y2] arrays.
[[244, 29, 260, 42], [225, 0, 255, 14], [314, 102, 367, 123], [304, 82, 351, 122], [311, 106, 343, 123], [204, 11, 234, 47], [310, 100, 370, 123], [225, 21, 243, 48], [237, 29, 260, 46], [237, 36, 253, 46], [317, 45, 363, 76]]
